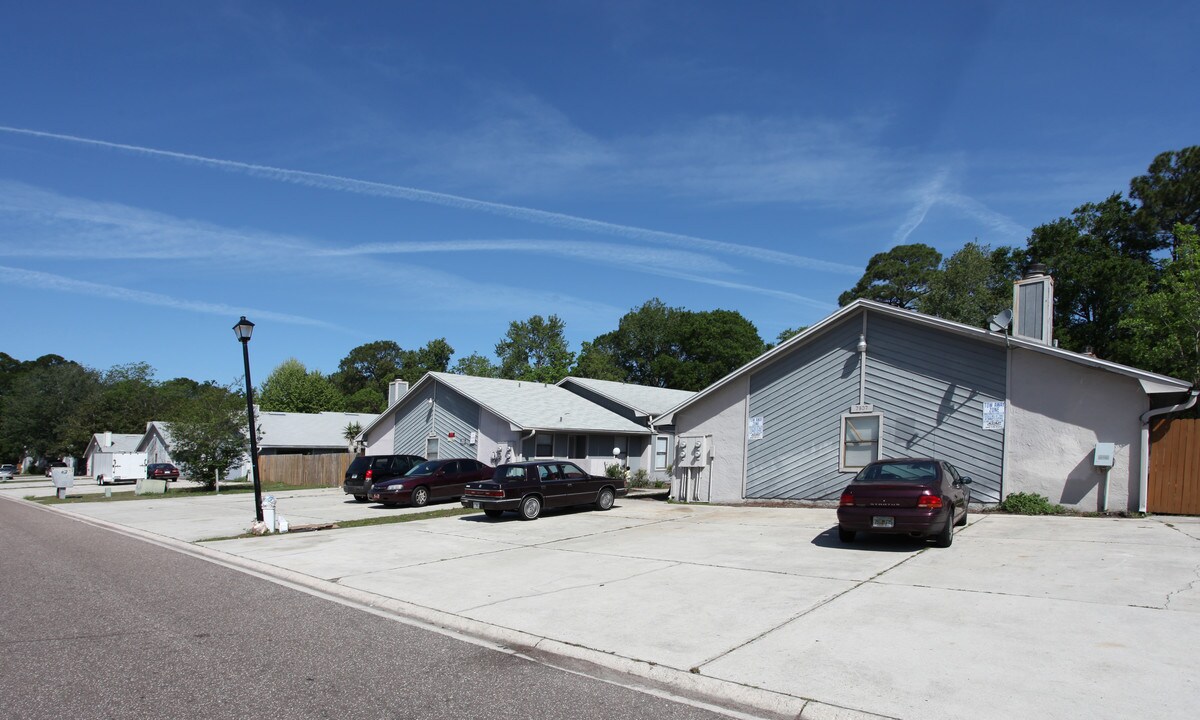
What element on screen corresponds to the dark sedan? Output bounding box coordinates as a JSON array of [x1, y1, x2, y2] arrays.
[[836, 458, 972, 547], [461, 461, 627, 520], [147, 463, 180, 481], [368, 458, 492, 507]]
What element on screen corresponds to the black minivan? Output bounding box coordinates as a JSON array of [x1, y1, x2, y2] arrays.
[[343, 454, 425, 502]]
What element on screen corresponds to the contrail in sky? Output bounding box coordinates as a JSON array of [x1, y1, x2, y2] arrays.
[[0, 125, 861, 275], [0, 265, 346, 331]]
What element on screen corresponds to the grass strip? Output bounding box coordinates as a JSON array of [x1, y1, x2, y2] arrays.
[[198, 506, 482, 542]]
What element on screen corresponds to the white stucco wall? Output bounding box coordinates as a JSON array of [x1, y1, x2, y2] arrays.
[[362, 421, 394, 457], [478, 408, 521, 467], [673, 376, 749, 503], [1007, 349, 1148, 512]]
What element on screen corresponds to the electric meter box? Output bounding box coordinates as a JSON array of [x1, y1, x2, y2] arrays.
[[677, 436, 710, 468], [1093, 442, 1115, 468]]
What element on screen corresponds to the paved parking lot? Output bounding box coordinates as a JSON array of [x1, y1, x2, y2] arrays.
[[16, 486, 1200, 720]]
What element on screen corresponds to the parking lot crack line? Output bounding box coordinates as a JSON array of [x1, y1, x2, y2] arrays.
[[1164, 562, 1200, 610], [691, 551, 927, 670], [460, 561, 683, 613]]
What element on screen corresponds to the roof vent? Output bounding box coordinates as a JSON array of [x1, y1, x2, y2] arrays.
[[1024, 262, 1048, 279], [1013, 264, 1055, 346]]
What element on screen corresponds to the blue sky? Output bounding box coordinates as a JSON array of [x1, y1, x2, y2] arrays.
[[1, 1, 1196, 386]]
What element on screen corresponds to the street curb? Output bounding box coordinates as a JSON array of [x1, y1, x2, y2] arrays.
[[18, 496, 896, 720]]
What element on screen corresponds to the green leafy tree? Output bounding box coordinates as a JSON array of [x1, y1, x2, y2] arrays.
[[572, 340, 624, 381], [0, 360, 101, 461], [167, 383, 248, 489], [669, 309, 765, 391], [1130, 146, 1200, 258], [259, 359, 344, 413], [838, 243, 943, 308], [495, 315, 575, 384], [1024, 195, 1155, 360], [451, 352, 501, 378], [775, 326, 808, 345], [401, 338, 454, 384], [920, 242, 1021, 327], [1119, 224, 1200, 384], [591, 299, 685, 387], [333, 341, 406, 405]]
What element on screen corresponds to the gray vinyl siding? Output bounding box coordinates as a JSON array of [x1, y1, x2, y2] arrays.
[[746, 320, 862, 500], [865, 314, 1006, 502], [432, 384, 481, 459], [393, 384, 435, 456]]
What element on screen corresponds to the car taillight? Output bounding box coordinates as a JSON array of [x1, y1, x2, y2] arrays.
[[365, 469, 373, 480], [470, 489, 505, 498], [917, 494, 943, 509], [839, 492, 854, 507]]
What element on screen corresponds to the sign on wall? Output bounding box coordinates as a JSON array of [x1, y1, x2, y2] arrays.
[[748, 416, 764, 440], [982, 401, 1005, 430]]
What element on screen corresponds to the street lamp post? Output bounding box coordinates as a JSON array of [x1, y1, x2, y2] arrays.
[[233, 316, 264, 522]]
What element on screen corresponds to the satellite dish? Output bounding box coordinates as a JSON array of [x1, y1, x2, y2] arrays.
[[989, 308, 1013, 333]]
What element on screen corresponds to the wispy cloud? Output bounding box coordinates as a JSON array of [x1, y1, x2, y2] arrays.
[[0, 265, 345, 330], [891, 167, 1029, 248], [0, 125, 861, 275], [317, 238, 736, 274]]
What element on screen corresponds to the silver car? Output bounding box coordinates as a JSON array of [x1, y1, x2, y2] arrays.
[[0, 464, 16, 481]]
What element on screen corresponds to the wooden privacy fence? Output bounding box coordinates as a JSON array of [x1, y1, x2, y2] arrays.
[[1148, 417, 1200, 515], [258, 453, 354, 488]]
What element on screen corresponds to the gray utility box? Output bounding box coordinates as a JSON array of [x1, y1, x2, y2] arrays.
[[50, 467, 73, 499]]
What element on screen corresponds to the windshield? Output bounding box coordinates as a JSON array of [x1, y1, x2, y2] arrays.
[[854, 461, 938, 483], [406, 461, 441, 476]]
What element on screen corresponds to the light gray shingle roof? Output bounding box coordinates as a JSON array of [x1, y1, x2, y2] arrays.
[[558, 376, 696, 417], [257, 410, 379, 449], [430, 373, 648, 434]]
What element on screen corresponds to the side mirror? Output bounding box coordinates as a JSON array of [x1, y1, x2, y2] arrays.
[[960, 476, 973, 485]]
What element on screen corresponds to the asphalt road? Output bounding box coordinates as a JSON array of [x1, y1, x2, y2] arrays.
[[0, 498, 729, 720]]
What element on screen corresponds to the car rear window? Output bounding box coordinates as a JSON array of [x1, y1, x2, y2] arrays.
[[346, 457, 371, 475], [494, 466, 528, 481], [855, 461, 937, 483]]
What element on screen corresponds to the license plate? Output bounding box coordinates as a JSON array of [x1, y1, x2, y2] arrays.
[[872, 516, 895, 528], [472, 502, 481, 509]]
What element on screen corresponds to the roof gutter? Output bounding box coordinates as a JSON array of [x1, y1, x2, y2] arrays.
[[1138, 389, 1199, 513]]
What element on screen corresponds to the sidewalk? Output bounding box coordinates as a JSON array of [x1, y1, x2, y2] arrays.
[[15, 485, 1200, 720]]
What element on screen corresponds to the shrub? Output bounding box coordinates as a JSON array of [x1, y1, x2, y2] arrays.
[[628, 469, 650, 488], [605, 463, 627, 480], [999, 492, 1066, 515]]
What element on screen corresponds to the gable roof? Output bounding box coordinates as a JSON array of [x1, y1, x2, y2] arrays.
[[136, 421, 174, 452], [85, 432, 143, 458], [653, 298, 1194, 423], [358, 372, 650, 439], [257, 410, 378, 450], [432, 373, 649, 434], [556, 376, 696, 418]]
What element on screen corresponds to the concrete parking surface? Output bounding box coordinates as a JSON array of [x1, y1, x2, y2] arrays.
[[11, 484, 1200, 720]]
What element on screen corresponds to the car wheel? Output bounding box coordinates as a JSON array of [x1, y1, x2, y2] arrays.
[[955, 503, 968, 527], [96, 476, 105, 486], [595, 487, 615, 511], [934, 512, 954, 548], [353, 494, 368, 502], [519, 495, 542, 521], [838, 526, 855, 543], [411, 486, 430, 507], [484, 509, 504, 519]]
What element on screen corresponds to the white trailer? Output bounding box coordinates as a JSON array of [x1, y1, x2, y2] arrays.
[[94, 451, 147, 485]]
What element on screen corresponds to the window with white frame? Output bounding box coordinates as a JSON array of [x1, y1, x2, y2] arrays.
[[535, 433, 554, 458], [840, 413, 881, 471], [654, 436, 669, 470], [426, 437, 439, 460]]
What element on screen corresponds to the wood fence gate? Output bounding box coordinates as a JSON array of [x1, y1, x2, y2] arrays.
[[258, 453, 354, 488], [1148, 417, 1200, 515]]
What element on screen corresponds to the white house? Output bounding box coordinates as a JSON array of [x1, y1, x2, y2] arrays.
[[83, 432, 144, 477]]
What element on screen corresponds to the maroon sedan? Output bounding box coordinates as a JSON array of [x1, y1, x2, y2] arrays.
[[368, 458, 492, 507], [147, 463, 180, 481], [836, 458, 972, 547], [461, 460, 627, 520]]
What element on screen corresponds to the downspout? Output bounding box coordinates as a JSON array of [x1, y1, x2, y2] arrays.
[[1139, 389, 1199, 513], [519, 428, 536, 461]]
